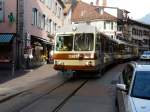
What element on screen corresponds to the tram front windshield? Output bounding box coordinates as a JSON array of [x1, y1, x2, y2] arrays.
[[74, 33, 94, 51], [56, 35, 73, 51]]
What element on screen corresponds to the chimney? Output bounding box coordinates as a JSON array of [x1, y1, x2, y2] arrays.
[[90, 2, 93, 5], [102, 0, 107, 7]]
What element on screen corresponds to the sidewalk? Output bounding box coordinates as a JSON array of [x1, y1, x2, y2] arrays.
[[0, 64, 58, 101]]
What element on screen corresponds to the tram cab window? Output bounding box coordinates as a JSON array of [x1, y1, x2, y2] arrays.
[[74, 33, 94, 51], [56, 35, 73, 51]]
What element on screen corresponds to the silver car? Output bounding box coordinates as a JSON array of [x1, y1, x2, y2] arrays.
[[116, 62, 150, 112], [140, 51, 150, 60]]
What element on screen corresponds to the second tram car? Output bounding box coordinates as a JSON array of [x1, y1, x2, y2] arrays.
[[53, 24, 138, 76]]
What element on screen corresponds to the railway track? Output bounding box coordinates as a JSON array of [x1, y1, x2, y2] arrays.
[[0, 78, 88, 112]]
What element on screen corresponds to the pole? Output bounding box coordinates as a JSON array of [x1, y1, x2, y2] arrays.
[[11, 0, 18, 75], [12, 35, 16, 76]]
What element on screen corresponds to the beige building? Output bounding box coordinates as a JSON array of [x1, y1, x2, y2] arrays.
[[0, 0, 66, 68]]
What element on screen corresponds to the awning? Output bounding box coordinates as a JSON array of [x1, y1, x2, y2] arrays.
[[113, 38, 126, 44], [0, 34, 14, 43], [31, 35, 51, 45]]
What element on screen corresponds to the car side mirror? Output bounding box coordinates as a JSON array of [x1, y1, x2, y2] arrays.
[[116, 84, 127, 92]]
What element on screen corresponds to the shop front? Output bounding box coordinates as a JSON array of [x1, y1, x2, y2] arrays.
[[0, 33, 15, 69], [24, 35, 52, 68]]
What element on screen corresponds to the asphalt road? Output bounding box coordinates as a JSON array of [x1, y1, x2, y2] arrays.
[[0, 64, 125, 112]]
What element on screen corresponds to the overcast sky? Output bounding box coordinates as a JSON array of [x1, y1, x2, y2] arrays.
[[82, 0, 150, 19]]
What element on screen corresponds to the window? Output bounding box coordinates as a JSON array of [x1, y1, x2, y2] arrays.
[[41, 14, 46, 29], [104, 21, 111, 30], [0, 0, 4, 22], [96, 34, 101, 50], [132, 28, 136, 35], [38, 12, 41, 28], [32, 8, 38, 26], [52, 22, 56, 33], [74, 33, 94, 51], [104, 22, 106, 29], [55, 2, 57, 15], [122, 64, 134, 89], [58, 7, 61, 18], [56, 35, 73, 51], [111, 22, 113, 30], [54, 23, 57, 32], [45, 18, 49, 31], [48, 19, 51, 33], [131, 71, 150, 99]]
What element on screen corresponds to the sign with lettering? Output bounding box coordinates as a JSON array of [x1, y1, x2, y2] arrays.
[[0, 0, 4, 22]]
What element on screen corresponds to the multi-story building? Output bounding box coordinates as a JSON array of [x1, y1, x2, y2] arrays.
[[0, 0, 65, 68], [71, 0, 150, 52], [128, 19, 150, 53]]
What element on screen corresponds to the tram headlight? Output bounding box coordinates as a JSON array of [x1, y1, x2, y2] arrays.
[[91, 53, 97, 59], [86, 61, 93, 66]]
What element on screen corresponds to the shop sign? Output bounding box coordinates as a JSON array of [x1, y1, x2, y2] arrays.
[[24, 47, 33, 59], [0, 0, 4, 22]]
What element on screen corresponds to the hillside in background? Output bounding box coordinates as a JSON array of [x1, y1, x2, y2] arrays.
[[139, 13, 150, 24]]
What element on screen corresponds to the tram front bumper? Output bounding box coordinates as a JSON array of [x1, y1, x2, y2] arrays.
[[54, 65, 98, 72]]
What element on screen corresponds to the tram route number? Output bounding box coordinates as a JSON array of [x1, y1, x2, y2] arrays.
[[68, 54, 79, 59]]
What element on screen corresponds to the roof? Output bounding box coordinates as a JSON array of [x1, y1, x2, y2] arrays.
[[128, 19, 150, 29], [71, 1, 117, 22]]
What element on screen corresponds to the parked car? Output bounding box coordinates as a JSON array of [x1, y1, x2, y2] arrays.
[[116, 61, 150, 112], [140, 51, 150, 60]]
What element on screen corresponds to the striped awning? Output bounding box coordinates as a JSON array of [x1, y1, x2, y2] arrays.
[[0, 34, 14, 43]]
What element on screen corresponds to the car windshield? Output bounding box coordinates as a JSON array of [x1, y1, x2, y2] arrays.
[[74, 33, 94, 51], [143, 51, 150, 55], [131, 71, 150, 99], [56, 35, 73, 51]]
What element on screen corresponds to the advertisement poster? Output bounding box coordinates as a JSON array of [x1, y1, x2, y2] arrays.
[[0, 0, 4, 22]]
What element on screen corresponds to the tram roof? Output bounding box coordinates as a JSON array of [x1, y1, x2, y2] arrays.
[[57, 24, 98, 34]]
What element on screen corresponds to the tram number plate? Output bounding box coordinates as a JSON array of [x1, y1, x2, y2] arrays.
[[68, 55, 79, 59]]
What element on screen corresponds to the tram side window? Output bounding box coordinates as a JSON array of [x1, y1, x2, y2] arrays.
[[96, 34, 101, 50], [56, 35, 73, 51]]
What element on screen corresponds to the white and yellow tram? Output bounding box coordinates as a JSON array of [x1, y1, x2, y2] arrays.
[[53, 24, 138, 75]]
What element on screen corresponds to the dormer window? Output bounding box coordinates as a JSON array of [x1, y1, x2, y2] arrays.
[[96, 8, 104, 15]]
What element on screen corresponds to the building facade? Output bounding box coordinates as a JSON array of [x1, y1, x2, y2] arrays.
[[71, 1, 150, 53], [128, 20, 150, 53], [0, 0, 65, 69]]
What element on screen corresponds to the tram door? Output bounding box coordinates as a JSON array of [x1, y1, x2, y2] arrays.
[[96, 34, 104, 69]]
